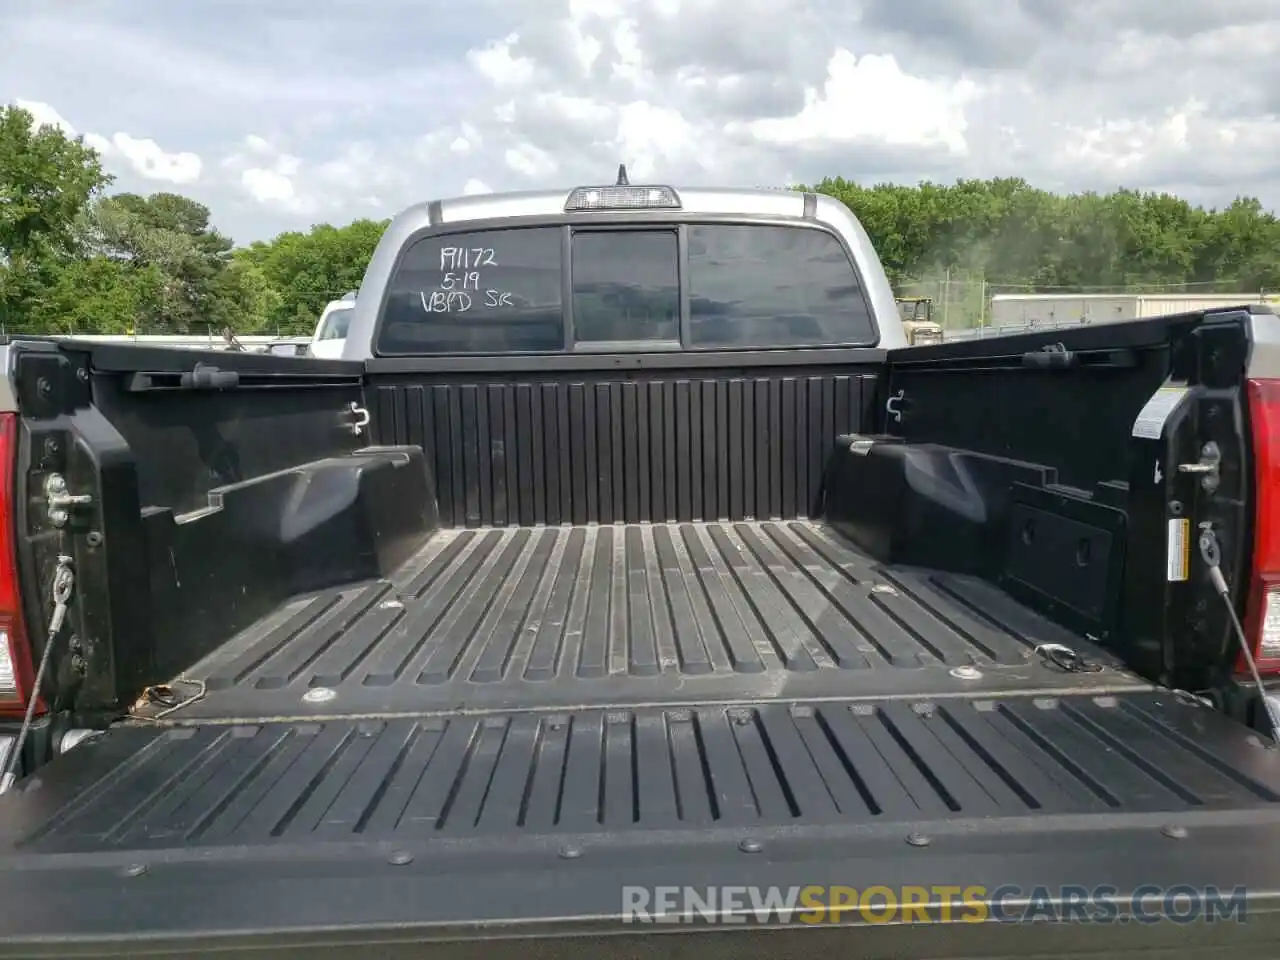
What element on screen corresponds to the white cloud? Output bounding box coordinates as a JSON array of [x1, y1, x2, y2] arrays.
[[566, 23, 602, 76], [227, 141, 312, 213], [414, 122, 484, 163], [241, 167, 298, 206], [4, 0, 1280, 242], [609, 19, 646, 85], [13, 98, 76, 134], [538, 93, 613, 124], [225, 135, 410, 215], [448, 122, 484, 155], [467, 33, 535, 86], [317, 142, 377, 185], [1050, 98, 1280, 188], [614, 101, 704, 179], [1063, 108, 1195, 172], [504, 141, 558, 178], [736, 50, 980, 154], [463, 178, 492, 195], [11, 98, 201, 184], [87, 132, 203, 184]]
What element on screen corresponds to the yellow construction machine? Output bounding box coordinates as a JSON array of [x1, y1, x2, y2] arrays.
[[896, 297, 943, 345]]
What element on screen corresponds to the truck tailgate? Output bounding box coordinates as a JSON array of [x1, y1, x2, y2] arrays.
[[4, 691, 1280, 956]]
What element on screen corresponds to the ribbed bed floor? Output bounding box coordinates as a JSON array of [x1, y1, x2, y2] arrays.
[[160, 520, 1149, 722]]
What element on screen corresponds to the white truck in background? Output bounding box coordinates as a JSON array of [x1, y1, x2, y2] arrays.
[[309, 292, 357, 359]]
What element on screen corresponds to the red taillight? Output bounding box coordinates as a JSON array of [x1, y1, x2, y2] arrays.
[[1243, 379, 1280, 674], [0, 412, 35, 716]]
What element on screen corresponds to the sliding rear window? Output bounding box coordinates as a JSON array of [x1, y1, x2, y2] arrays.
[[376, 221, 875, 354], [571, 230, 679, 348], [379, 227, 563, 354]]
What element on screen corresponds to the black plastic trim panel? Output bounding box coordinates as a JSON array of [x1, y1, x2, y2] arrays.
[[0, 852, 1277, 959], [364, 345, 887, 373]]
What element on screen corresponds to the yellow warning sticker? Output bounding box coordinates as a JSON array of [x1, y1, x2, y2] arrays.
[[1167, 517, 1190, 582]]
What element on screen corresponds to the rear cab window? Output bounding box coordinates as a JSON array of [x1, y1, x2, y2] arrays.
[[376, 220, 877, 355], [379, 228, 563, 354]]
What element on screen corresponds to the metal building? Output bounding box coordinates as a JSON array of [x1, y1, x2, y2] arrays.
[[988, 292, 1279, 328]]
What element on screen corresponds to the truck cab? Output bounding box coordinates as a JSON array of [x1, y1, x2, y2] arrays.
[[337, 178, 906, 359]]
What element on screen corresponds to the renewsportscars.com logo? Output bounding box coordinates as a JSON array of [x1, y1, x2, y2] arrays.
[[621, 884, 1249, 925]]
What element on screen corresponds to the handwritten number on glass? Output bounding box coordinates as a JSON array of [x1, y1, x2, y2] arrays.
[[421, 244, 516, 313], [439, 247, 497, 270]]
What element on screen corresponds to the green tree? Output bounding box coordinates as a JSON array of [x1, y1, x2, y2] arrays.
[[5, 142, 1280, 337], [238, 218, 388, 332], [798, 176, 1280, 328], [85, 192, 235, 332], [1194, 197, 1280, 291], [26, 257, 164, 335], [0, 104, 112, 328], [205, 258, 282, 333]]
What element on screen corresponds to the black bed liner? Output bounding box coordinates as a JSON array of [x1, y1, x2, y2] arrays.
[[163, 520, 1148, 722]]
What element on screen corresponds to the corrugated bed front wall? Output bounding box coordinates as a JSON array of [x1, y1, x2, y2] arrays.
[[369, 370, 881, 527]]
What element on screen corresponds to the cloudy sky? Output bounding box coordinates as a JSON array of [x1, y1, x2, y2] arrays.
[[3, 0, 1278, 243]]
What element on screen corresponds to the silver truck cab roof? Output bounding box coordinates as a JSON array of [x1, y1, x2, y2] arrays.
[[341, 184, 907, 359]]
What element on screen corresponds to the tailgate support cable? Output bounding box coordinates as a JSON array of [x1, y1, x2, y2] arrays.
[[0, 555, 74, 794], [1199, 529, 1280, 745]]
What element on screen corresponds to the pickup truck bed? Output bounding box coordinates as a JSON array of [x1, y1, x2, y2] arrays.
[[5, 513, 1279, 952], [167, 518, 1145, 722], [6, 514, 1189, 843], [5, 508, 1262, 854]]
